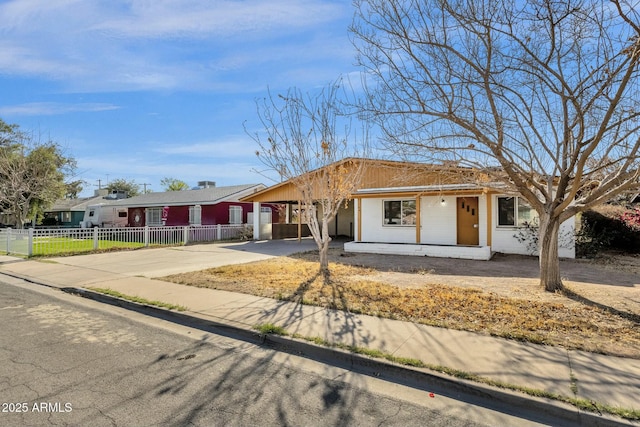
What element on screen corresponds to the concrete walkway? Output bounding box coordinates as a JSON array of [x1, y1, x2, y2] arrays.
[[0, 240, 638, 426]]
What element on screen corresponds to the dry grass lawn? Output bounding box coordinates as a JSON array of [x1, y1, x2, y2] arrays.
[[163, 249, 640, 359]]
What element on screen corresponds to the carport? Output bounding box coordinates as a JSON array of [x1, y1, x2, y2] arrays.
[[240, 180, 354, 241]]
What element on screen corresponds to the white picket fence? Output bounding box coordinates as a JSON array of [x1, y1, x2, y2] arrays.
[[0, 224, 251, 257]]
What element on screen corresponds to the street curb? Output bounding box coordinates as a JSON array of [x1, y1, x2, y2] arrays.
[[63, 287, 633, 427], [0, 271, 634, 427]]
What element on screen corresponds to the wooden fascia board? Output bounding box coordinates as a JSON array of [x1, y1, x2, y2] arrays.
[[352, 188, 491, 199]]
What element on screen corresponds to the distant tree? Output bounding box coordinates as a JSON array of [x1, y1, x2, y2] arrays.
[[161, 177, 189, 191], [247, 82, 369, 281], [0, 119, 19, 146], [105, 179, 140, 197], [351, 0, 640, 292], [0, 119, 76, 228], [65, 180, 84, 199]]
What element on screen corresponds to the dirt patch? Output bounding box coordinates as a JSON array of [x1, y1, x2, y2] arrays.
[[306, 250, 640, 317], [165, 248, 640, 358]]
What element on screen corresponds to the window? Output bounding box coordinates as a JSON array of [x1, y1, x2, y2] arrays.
[[147, 208, 162, 226], [61, 211, 71, 222], [497, 196, 538, 227], [118, 211, 127, 218], [383, 200, 416, 226], [189, 205, 202, 225], [229, 206, 243, 224]]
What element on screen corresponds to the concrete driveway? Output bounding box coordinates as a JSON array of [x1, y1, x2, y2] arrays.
[[43, 238, 324, 278]]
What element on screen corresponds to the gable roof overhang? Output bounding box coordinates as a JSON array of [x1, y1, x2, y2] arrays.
[[353, 184, 503, 198], [240, 158, 493, 203]]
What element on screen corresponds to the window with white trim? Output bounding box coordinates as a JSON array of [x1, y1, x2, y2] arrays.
[[229, 206, 242, 224], [147, 208, 162, 226], [383, 200, 416, 226], [497, 196, 538, 227], [189, 205, 202, 225]]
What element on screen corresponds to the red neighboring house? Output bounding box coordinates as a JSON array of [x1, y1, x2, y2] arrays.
[[107, 183, 279, 227]]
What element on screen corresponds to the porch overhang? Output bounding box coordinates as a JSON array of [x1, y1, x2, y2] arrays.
[[344, 241, 493, 261], [352, 183, 504, 198]]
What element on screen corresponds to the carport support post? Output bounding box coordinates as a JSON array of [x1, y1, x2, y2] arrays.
[[253, 202, 260, 240]]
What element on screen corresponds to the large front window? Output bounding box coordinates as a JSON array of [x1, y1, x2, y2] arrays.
[[383, 200, 416, 226], [229, 206, 242, 224], [497, 197, 538, 227], [189, 205, 202, 225], [147, 208, 162, 226]]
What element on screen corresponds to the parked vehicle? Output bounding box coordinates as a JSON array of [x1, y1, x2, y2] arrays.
[[82, 204, 128, 228]]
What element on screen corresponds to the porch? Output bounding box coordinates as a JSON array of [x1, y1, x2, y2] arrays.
[[344, 241, 493, 260]]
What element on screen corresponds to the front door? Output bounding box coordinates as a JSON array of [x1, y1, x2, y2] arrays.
[[457, 197, 479, 246]]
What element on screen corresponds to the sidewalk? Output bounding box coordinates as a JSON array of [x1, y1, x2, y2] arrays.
[[1, 241, 638, 425]]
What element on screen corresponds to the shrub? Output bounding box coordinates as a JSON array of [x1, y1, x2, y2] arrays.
[[578, 206, 640, 255], [620, 207, 640, 232]]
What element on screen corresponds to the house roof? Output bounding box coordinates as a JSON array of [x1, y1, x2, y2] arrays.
[[109, 184, 266, 207], [240, 158, 488, 203], [48, 195, 109, 212]]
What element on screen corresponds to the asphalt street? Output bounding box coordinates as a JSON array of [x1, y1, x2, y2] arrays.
[[0, 279, 555, 426]]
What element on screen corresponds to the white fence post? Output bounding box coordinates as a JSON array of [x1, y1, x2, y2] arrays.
[[93, 227, 99, 250], [144, 226, 149, 247], [216, 224, 221, 241], [183, 226, 189, 245], [28, 228, 34, 257], [253, 202, 260, 240]]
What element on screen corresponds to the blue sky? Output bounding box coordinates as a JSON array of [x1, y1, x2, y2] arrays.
[[0, 0, 360, 196]]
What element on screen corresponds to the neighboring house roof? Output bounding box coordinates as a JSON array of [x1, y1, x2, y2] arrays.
[[109, 184, 266, 208], [48, 195, 108, 212]]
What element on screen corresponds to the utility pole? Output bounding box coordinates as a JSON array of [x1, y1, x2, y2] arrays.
[[141, 183, 151, 193], [96, 179, 103, 189]]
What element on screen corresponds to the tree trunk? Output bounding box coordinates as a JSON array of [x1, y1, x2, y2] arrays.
[[538, 213, 562, 292], [318, 217, 332, 283]]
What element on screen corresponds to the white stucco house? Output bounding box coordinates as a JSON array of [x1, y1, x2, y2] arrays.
[[241, 159, 575, 260]]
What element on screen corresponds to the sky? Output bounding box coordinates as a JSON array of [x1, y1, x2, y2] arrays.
[[0, 0, 362, 197]]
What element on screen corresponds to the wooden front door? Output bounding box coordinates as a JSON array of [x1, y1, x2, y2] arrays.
[[457, 197, 479, 246]]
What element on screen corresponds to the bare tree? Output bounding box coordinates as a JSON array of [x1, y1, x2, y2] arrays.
[[247, 82, 369, 280], [351, 0, 640, 291]]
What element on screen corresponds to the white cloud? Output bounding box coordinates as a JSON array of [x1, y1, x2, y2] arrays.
[[0, 0, 352, 92], [153, 137, 259, 159], [0, 102, 120, 116], [90, 0, 340, 39]]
